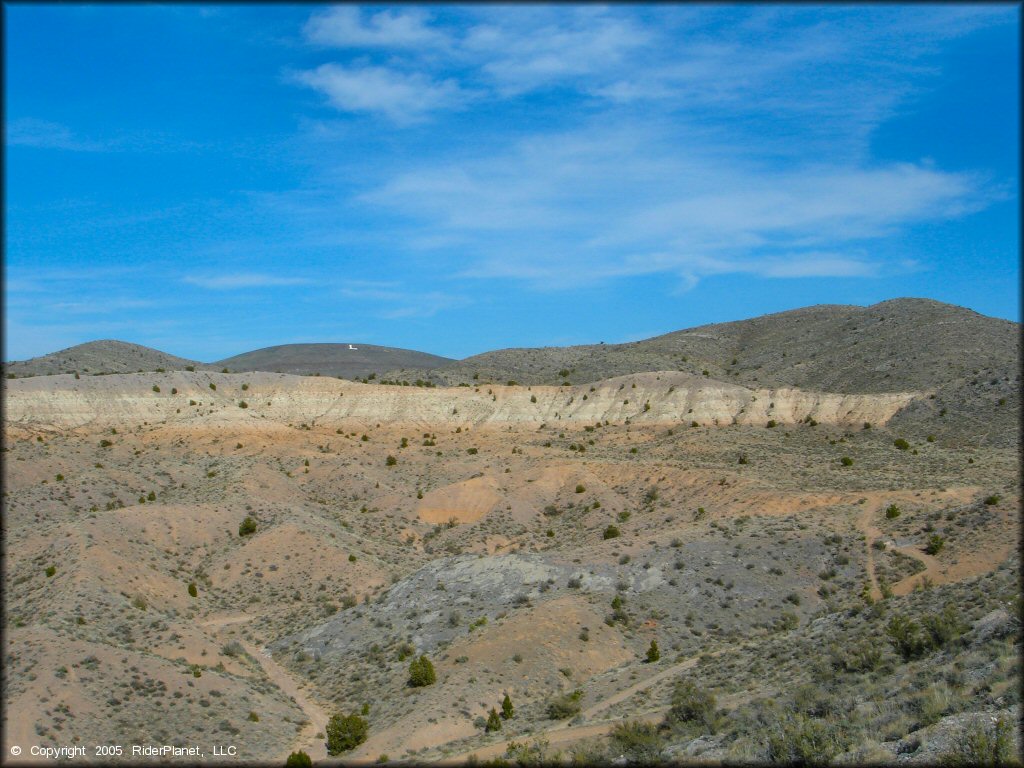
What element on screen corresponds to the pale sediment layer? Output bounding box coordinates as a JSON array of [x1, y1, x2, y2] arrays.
[[3, 370, 922, 431]]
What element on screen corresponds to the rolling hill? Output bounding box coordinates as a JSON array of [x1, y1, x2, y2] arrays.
[[2, 340, 209, 378], [213, 343, 454, 379]]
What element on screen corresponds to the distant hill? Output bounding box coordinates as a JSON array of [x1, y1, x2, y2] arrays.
[[213, 343, 454, 380], [5, 299, 1017, 446], [3, 340, 209, 378], [383, 299, 1019, 446]]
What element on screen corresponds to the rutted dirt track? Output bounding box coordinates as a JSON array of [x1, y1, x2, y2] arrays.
[[200, 615, 328, 762], [445, 645, 737, 763]]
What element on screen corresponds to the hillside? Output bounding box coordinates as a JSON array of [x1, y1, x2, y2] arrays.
[[384, 299, 1020, 447], [2, 340, 209, 378], [4, 361, 1018, 763], [390, 299, 1016, 393], [213, 343, 454, 379]]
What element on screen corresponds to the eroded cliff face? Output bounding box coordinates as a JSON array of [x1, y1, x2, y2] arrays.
[[5, 370, 922, 432]]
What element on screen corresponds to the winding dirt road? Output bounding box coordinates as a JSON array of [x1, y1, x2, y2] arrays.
[[199, 614, 330, 762]]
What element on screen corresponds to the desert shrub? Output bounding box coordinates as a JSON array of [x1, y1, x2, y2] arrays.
[[840, 456, 853, 466], [645, 640, 660, 663], [209, 382, 216, 390], [603, 525, 621, 540], [408, 655, 436, 687], [99, 439, 113, 448], [45, 566, 56, 577], [608, 720, 664, 761], [922, 603, 966, 648], [326, 713, 368, 755], [386, 455, 397, 466], [765, 714, 849, 764], [485, 708, 502, 732], [546, 690, 582, 720], [222, 641, 244, 657], [885, 504, 901, 519], [285, 751, 312, 768], [766, 419, 777, 428], [575, 484, 585, 493], [152, 385, 160, 393], [893, 438, 910, 450], [238, 517, 257, 537], [187, 582, 198, 598], [941, 715, 1016, 766], [830, 639, 883, 673], [983, 495, 1001, 506], [530, 395, 537, 403], [238, 401, 248, 408], [665, 679, 717, 732], [886, 614, 928, 660], [925, 534, 946, 555]]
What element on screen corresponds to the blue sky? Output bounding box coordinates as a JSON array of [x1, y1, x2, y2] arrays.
[[4, 4, 1020, 362]]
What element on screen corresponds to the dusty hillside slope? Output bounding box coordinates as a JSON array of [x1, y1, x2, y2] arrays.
[[416, 299, 1017, 393], [214, 342, 454, 379], [385, 298, 1019, 446], [3, 368, 1018, 764]]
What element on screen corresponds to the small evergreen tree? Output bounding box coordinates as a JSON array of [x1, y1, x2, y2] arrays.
[[408, 655, 436, 687], [326, 712, 368, 755], [187, 582, 198, 598], [284, 750, 312, 768], [485, 708, 502, 732], [238, 516, 257, 537], [501, 693, 514, 720], [646, 639, 660, 663]]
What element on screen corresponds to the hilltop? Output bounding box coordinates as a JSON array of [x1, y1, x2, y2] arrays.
[[386, 299, 1017, 394], [213, 342, 453, 380], [2, 339, 210, 378]]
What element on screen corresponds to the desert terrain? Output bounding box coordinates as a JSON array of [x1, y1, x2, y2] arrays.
[[2, 299, 1019, 765]]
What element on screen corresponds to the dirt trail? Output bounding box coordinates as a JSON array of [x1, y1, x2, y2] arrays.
[[437, 710, 667, 764], [858, 502, 886, 602], [443, 645, 737, 764], [198, 614, 254, 629], [855, 487, 1003, 598], [200, 614, 329, 762]]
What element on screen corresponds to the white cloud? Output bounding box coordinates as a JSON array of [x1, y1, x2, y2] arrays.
[[462, 7, 650, 95], [337, 281, 469, 319], [183, 273, 312, 290], [359, 122, 990, 289], [291, 64, 465, 122], [304, 6, 448, 49], [6, 118, 109, 152]]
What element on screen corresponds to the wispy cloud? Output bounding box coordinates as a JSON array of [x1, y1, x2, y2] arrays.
[[183, 273, 313, 290], [290, 64, 466, 123], [304, 6, 449, 49], [338, 281, 470, 319], [6, 118, 111, 152], [359, 122, 991, 290]]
